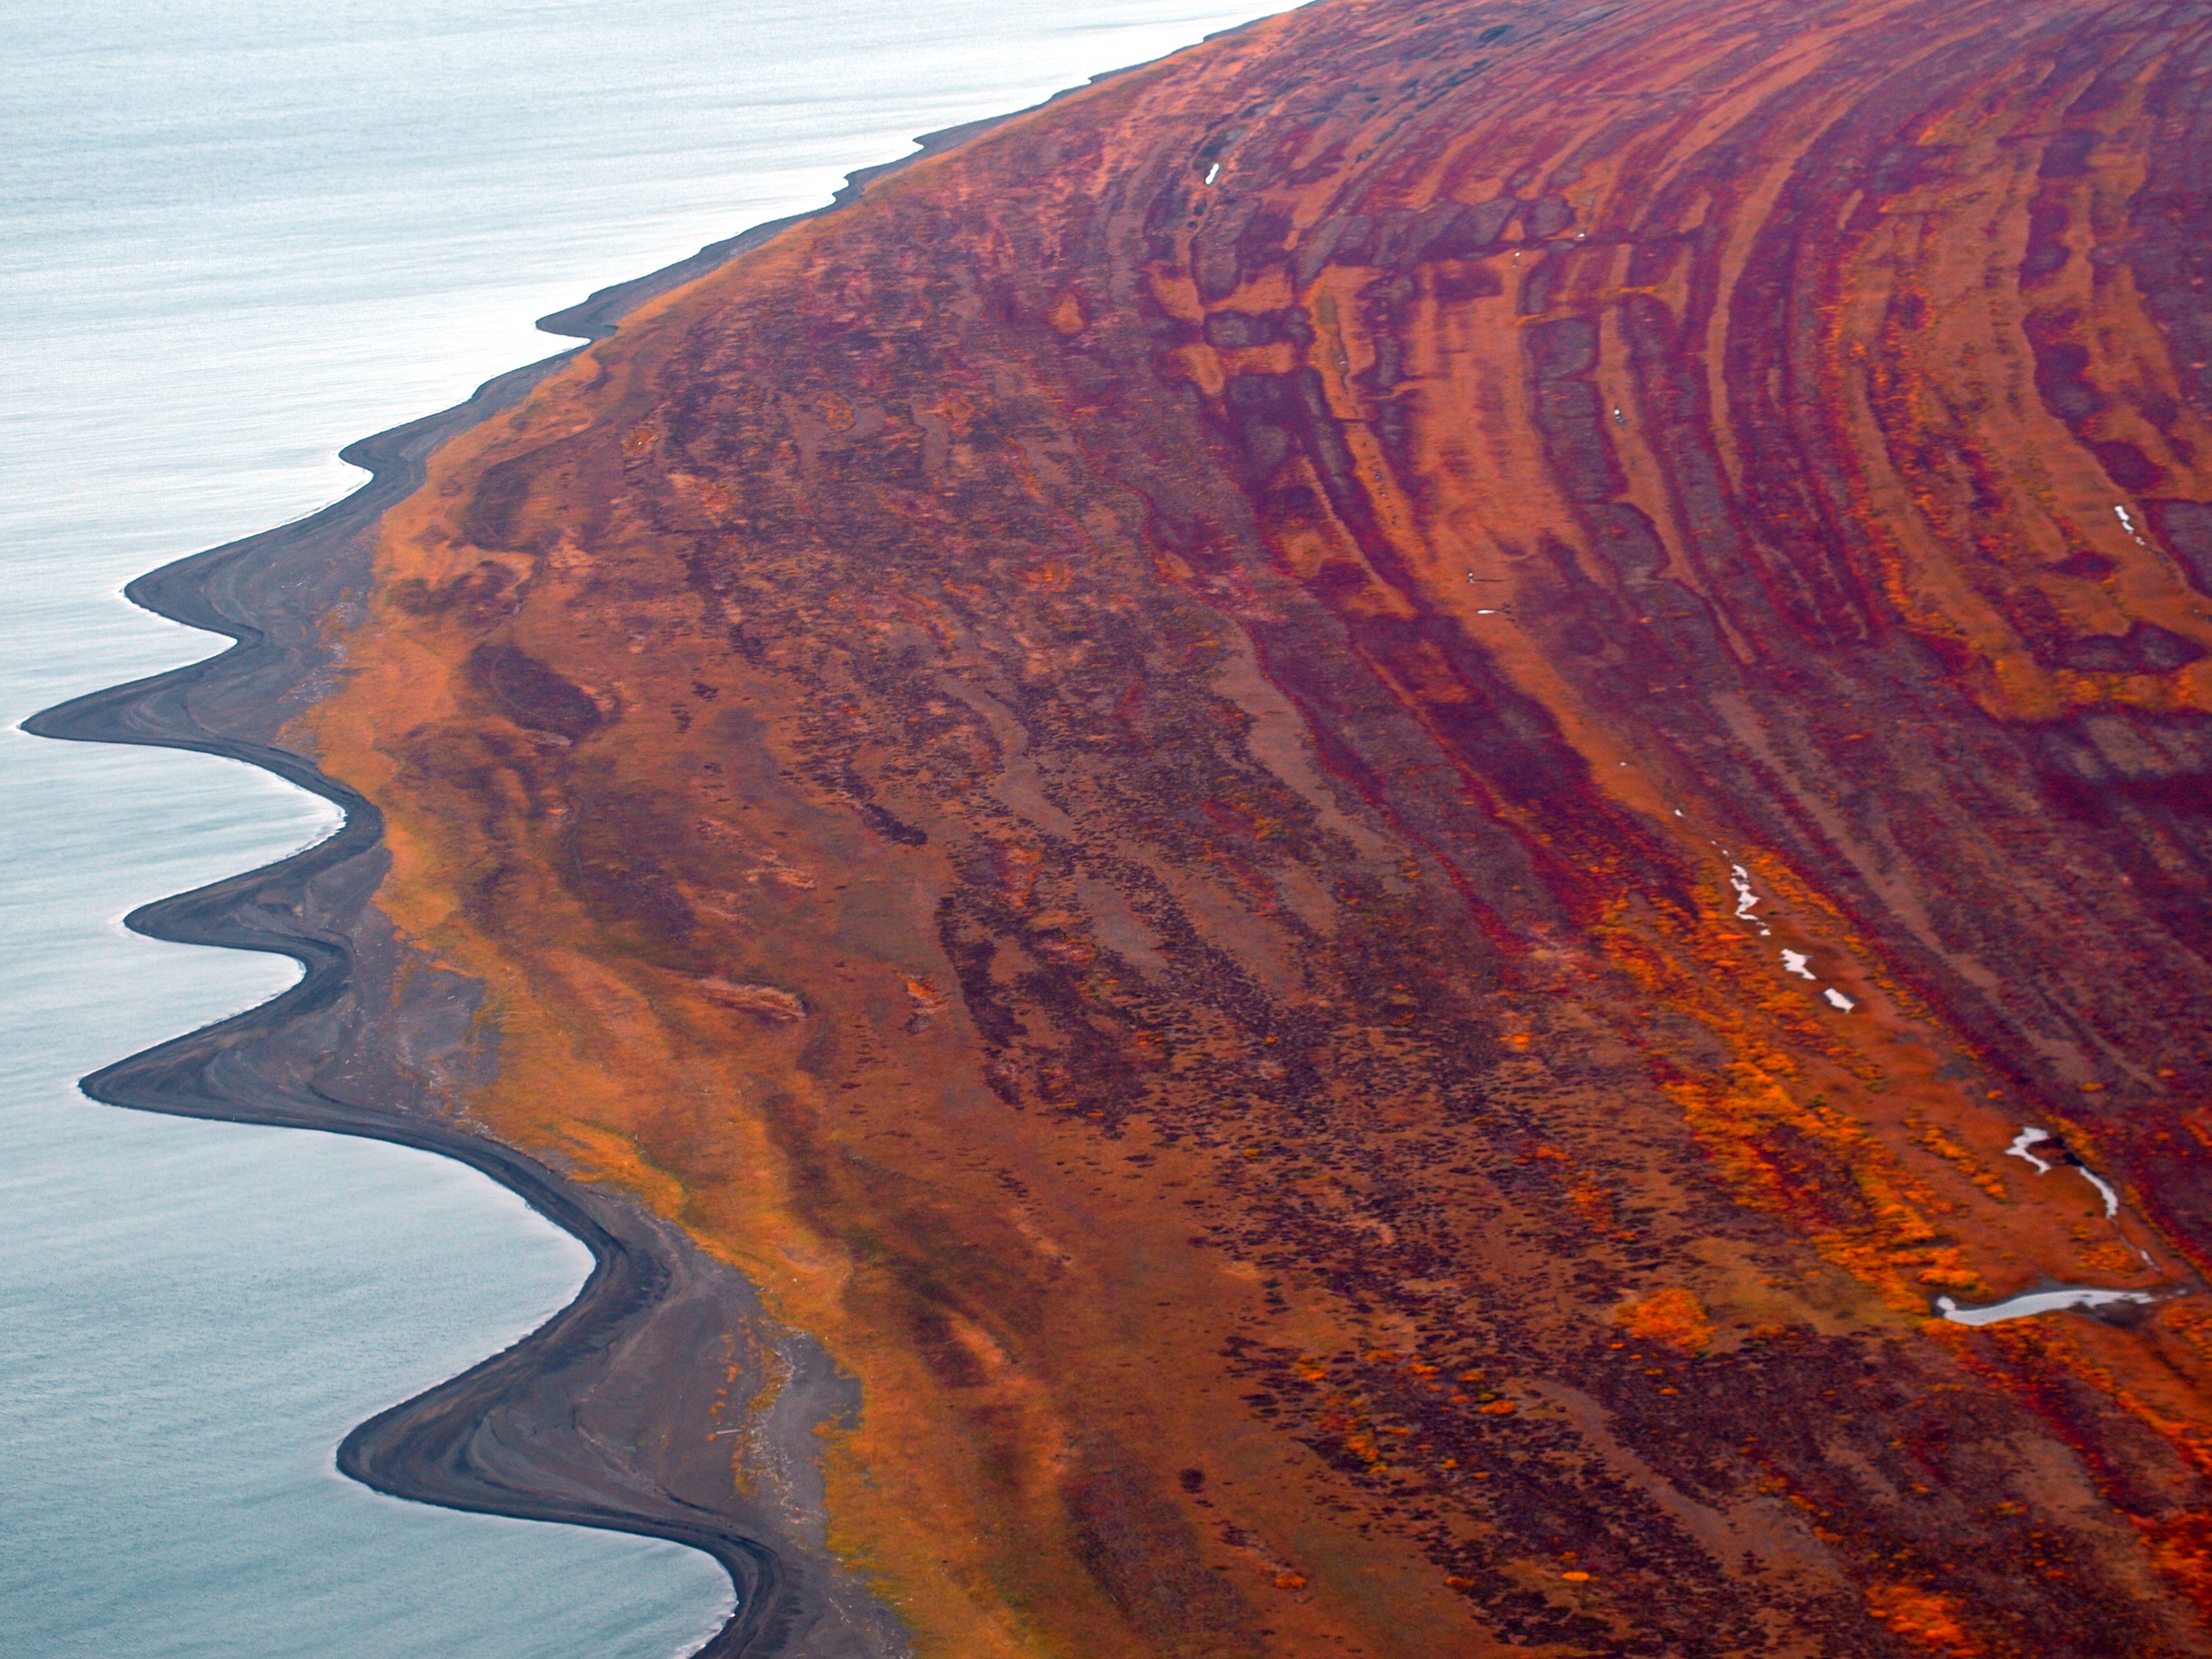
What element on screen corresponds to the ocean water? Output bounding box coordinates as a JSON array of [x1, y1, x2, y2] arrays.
[[0, 3, 1269, 1655]]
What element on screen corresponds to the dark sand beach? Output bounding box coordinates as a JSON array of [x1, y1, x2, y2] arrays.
[[18, 128, 1023, 1659]]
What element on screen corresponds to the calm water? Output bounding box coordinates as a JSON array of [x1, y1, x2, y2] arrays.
[[0, 3, 1266, 1655]]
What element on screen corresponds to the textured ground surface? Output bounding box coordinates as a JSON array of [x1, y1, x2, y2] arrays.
[[305, 0, 2212, 1651]]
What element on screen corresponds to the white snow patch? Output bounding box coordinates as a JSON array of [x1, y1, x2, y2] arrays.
[[1937, 1286, 2158, 1327], [1781, 950, 1816, 980], [1728, 863, 1760, 921], [1822, 987, 1857, 1012], [2004, 1126, 2122, 1218], [2078, 1165, 2121, 1219], [1716, 850, 1795, 943], [1204, 162, 1221, 185], [2006, 1126, 2054, 1175]]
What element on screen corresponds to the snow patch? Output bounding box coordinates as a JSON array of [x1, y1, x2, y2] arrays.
[[2078, 1165, 2120, 1220], [1937, 1286, 2158, 1328], [2004, 1125, 2121, 1217], [1726, 863, 1769, 934], [2005, 1126, 2054, 1175]]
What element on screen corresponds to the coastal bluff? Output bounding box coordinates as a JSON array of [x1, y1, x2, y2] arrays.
[[300, 0, 2212, 1652]]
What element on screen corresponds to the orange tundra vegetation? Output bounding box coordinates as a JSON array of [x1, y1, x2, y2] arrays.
[[1615, 1287, 1714, 1353], [304, 0, 2212, 1651]]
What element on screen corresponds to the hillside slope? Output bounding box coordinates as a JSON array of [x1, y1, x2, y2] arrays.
[[309, 0, 2212, 1651]]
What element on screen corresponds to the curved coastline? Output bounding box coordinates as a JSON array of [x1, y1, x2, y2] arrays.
[[15, 110, 1042, 1658], [25, 311, 826, 1658]]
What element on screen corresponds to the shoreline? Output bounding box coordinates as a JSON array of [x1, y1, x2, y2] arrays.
[[14, 89, 1100, 1658], [24, 269, 885, 1659]]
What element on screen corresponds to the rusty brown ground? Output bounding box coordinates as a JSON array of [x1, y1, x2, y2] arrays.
[[303, 0, 2212, 1651]]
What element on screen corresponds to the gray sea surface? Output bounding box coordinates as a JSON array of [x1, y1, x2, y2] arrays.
[[0, 3, 1266, 1654]]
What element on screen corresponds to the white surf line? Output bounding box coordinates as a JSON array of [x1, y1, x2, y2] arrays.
[[1936, 1285, 2160, 1327], [2006, 1126, 2055, 1175]]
